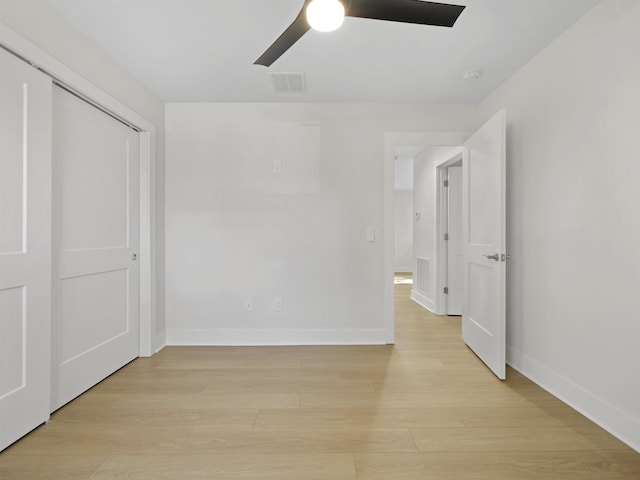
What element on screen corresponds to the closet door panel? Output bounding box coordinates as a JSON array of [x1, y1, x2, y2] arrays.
[[0, 48, 52, 452], [51, 86, 140, 411]]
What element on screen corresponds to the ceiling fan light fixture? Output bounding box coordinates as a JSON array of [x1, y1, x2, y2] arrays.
[[306, 0, 345, 32]]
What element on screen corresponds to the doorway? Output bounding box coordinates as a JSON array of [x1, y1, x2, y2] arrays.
[[384, 133, 469, 343], [385, 113, 507, 379]]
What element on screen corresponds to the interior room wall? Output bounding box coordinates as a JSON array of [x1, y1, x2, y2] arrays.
[[394, 190, 413, 272], [480, 0, 640, 451], [394, 156, 414, 272], [0, 0, 167, 350], [411, 146, 463, 312], [165, 103, 479, 345]]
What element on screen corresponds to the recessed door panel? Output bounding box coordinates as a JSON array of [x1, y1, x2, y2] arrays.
[[467, 263, 498, 334], [0, 287, 26, 397], [0, 72, 25, 253], [468, 150, 500, 247], [56, 94, 130, 250], [60, 270, 129, 364]]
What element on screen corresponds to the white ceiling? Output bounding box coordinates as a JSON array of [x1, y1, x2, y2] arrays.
[[45, 0, 599, 103]]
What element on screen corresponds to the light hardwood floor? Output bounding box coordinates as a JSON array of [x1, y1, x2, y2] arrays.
[[2, 274, 639, 479]]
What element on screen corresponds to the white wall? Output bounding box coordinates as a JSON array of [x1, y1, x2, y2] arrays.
[[394, 156, 415, 272], [165, 103, 478, 345], [411, 147, 462, 311], [394, 190, 413, 272], [0, 0, 167, 350], [481, 0, 640, 451]]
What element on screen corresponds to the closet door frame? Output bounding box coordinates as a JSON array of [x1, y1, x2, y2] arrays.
[[0, 23, 159, 358]]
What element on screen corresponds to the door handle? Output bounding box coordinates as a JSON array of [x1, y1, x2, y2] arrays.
[[131, 253, 137, 261], [484, 253, 500, 261]]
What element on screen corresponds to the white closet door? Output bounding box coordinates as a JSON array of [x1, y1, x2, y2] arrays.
[[0, 49, 52, 451], [51, 86, 140, 410]]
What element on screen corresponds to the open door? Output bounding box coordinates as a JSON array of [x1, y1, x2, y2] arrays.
[[462, 110, 506, 379]]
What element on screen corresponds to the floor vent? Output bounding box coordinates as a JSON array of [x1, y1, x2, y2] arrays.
[[271, 72, 306, 94], [415, 257, 429, 295]]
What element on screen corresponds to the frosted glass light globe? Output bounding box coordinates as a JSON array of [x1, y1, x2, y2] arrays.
[[306, 0, 345, 32]]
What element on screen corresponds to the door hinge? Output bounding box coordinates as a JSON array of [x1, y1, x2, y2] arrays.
[[444, 287, 449, 294], [444, 179, 449, 187], [444, 233, 449, 241]]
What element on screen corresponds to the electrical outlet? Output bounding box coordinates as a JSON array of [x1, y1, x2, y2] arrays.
[[244, 298, 253, 311], [367, 226, 376, 242], [273, 160, 282, 173], [273, 298, 282, 312]]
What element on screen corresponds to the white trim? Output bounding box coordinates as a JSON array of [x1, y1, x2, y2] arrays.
[[138, 131, 154, 356], [410, 290, 436, 313], [507, 347, 640, 453], [0, 22, 158, 357], [167, 329, 390, 346], [394, 265, 413, 273], [384, 132, 469, 340]]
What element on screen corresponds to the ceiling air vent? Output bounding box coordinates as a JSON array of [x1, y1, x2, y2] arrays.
[[271, 72, 306, 94]]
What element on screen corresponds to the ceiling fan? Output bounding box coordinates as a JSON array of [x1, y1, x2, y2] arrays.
[[255, 0, 466, 67]]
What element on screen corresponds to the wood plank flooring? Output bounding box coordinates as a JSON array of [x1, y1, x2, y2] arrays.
[[1, 274, 639, 479]]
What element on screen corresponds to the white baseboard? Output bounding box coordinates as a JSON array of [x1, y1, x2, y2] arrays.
[[166, 328, 390, 346], [153, 331, 166, 354], [394, 266, 413, 273], [410, 289, 436, 313], [507, 346, 640, 454]]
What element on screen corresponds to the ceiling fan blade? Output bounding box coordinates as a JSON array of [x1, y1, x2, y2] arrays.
[[346, 0, 465, 27], [254, 3, 312, 67]]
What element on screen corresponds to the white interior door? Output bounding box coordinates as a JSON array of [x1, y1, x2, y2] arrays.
[[446, 165, 463, 315], [462, 110, 507, 379], [51, 86, 140, 410], [0, 49, 52, 450]]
